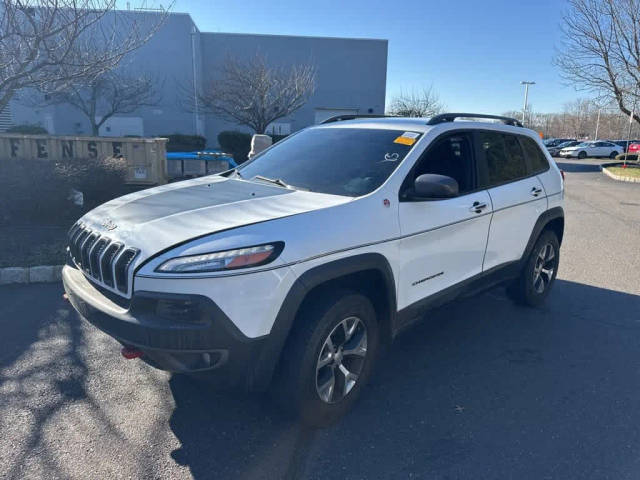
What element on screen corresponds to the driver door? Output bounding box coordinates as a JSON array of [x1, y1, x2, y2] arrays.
[[397, 131, 492, 312]]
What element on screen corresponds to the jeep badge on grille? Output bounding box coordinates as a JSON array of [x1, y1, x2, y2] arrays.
[[101, 218, 117, 231]]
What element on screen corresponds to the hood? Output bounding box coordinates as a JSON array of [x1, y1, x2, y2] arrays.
[[79, 176, 351, 261]]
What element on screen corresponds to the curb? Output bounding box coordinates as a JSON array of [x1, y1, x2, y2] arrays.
[[0, 265, 64, 285], [602, 166, 640, 183]]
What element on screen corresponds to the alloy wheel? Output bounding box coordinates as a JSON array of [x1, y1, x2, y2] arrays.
[[315, 316, 368, 404], [533, 243, 555, 294]]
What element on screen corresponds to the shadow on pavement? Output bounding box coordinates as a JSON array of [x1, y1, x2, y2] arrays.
[[0, 285, 92, 479], [0, 284, 173, 480], [556, 161, 602, 172], [167, 279, 640, 479]]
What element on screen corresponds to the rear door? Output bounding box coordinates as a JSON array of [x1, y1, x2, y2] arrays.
[[478, 131, 547, 271], [593, 142, 608, 156], [397, 131, 492, 310]]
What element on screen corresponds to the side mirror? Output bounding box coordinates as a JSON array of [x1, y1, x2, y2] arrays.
[[410, 174, 459, 200]]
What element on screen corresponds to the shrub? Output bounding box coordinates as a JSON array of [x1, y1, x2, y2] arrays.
[[218, 131, 252, 164], [56, 156, 128, 211], [0, 158, 73, 225], [160, 133, 206, 152], [615, 153, 638, 162], [0, 156, 128, 226], [5, 124, 48, 135]]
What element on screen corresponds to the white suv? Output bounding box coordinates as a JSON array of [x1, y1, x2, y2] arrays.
[[63, 113, 564, 426]]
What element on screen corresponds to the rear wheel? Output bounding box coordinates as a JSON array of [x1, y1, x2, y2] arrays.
[[578, 150, 587, 159], [271, 291, 379, 427], [610, 150, 619, 159], [507, 230, 560, 307]]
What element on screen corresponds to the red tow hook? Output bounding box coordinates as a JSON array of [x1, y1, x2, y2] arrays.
[[121, 346, 144, 359]]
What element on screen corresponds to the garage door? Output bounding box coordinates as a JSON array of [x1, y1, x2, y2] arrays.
[[314, 108, 358, 124]]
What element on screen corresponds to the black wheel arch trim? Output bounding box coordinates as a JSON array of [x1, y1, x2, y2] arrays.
[[520, 206, 564, 268], [249, 252, 397, 391]]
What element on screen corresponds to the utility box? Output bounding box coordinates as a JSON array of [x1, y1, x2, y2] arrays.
[[0, 134, 168, 185]]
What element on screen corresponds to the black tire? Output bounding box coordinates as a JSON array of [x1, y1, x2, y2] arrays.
[[610, 151, 619, 159], [271, 290, 379, 427], [507, 230, 560, 307], [578, 150, 587, 159]]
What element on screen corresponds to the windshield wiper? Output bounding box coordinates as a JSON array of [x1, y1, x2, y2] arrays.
[[251, 175, 291, 189]]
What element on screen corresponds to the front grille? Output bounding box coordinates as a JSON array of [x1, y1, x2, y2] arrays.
[[67, 223, 139, 296]]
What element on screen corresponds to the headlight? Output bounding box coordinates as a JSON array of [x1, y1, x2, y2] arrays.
[[155, 242, 284, 273]]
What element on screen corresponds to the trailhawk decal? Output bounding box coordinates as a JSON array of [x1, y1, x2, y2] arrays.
[[411, 271, 444, 287]]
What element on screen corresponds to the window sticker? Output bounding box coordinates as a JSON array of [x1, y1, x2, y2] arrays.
[[394, 131, 420, 146], [383, 152, 400, 162]]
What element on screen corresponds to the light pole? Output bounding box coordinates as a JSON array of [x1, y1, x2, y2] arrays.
[[521, 81, 536, 125], [190, 26, 202, 136]]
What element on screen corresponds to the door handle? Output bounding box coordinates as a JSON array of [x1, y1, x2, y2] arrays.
[[469, 201, 488, 213], [531, 186, 543, 197]]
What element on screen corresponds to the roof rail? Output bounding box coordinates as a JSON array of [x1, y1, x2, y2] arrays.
[[426, 113, 523, 127], [320, 114, 392, 124]]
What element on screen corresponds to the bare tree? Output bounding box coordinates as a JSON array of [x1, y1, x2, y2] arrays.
[[193, 54, 316, 134], [0, 1, 170, 112], [40, 70, 161, 135], [387, 87, 445, 117], [503, 97, 640, 140], [555, 0, 640, 124]]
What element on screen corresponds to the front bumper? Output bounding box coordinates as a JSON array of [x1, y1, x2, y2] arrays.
[[62, 264, 271, 390]]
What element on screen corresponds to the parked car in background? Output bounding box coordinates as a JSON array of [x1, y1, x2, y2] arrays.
[[547, 140, 580, 157], [628, 142, 640, 154], [558, 141, 620, 159], [612, 140, 640, 152], [544, 138, 576, 148]]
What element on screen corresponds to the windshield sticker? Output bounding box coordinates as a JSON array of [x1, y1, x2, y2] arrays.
[[394, 131, 420, 146], [383, 152, 400, 162]]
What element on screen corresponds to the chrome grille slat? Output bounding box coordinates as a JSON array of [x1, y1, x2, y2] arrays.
[[66, 222, 138, 297], [68, 225, 83, 261], [89, 238, 109, 281], [114, 248, 139, 293], [71, 227, 86, 261], [81, 233, 98, 273], [102, 243, 123, 287]]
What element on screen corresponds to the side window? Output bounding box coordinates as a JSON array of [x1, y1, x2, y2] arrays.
[[520, 136, 550, 174], [477, 131, 527, 186], [411, 133, 474, 194]]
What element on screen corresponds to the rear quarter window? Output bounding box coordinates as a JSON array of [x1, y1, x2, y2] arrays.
[[520, 136, 550, 174], [477, 131, 527, 186]]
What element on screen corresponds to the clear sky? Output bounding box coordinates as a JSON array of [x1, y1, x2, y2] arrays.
[[162, 0, 584, 114]]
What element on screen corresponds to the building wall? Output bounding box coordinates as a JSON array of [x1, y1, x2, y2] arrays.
[[8, 12, 387, 148], [199, 32, 388, 143]]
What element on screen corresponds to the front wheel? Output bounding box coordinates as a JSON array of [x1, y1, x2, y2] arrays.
[[578, 151, 587, 159], [271, 291, 379, 427], [507, 230, 560, 307]]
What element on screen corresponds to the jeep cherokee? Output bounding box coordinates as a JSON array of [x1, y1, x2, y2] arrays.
[[63, 113, 564, 426]]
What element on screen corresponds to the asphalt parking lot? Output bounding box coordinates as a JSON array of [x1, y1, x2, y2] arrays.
[[1, 159, 639, 480]]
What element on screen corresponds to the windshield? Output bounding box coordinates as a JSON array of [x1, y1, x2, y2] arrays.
[[237, 127, 421, 197], [558, 141, 574, 148]]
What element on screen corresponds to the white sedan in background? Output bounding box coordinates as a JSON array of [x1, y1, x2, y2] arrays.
[[558, 141, 620, 159]]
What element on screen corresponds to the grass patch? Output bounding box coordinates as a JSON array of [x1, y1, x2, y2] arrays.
[[606, 166, 640, 178], [0, 226, 68, 267]]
